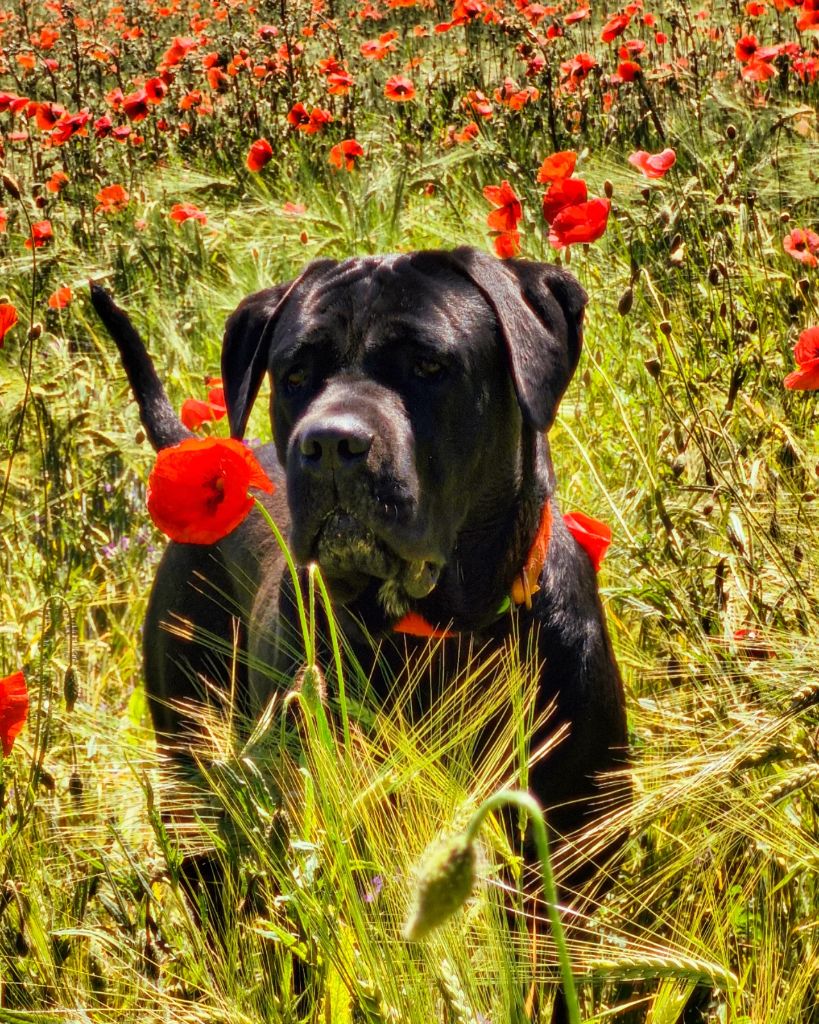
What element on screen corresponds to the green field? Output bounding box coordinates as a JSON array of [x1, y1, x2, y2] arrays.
[[1, 0, 818, 1020]]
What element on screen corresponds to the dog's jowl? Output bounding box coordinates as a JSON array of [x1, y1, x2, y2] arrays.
[[93, 246, 629, 870]]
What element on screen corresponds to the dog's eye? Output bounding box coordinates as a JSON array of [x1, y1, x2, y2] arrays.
[[283, 366, 308, 391], [413, 357, 444, 380]]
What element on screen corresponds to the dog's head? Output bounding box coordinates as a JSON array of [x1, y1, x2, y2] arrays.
[[222, 248, 586, 613]]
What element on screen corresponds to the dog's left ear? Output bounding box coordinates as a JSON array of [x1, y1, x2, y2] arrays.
[[222, 260, 336, 438], [445, 247, 588, 431]]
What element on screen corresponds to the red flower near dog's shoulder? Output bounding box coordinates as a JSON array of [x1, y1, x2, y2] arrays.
[[784, 326, 819, 390], [548, 198, 610, 248], [0, 671, 29, 757], [0, 303, 19, 347], [147, 437, 274, 544], [563, 511, 612, 572]]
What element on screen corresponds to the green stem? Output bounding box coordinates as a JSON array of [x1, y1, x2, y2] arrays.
[[464, 789, 580, 1024], [253, 497, 312, 663]]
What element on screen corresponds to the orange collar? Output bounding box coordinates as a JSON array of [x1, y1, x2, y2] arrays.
[[392, 499, 553, 638]]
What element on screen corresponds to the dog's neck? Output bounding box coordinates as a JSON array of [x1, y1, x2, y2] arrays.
[[413, 426, 552, 631]]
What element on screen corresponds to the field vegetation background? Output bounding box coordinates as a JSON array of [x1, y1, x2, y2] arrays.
[[0, 0, 818, 1020]]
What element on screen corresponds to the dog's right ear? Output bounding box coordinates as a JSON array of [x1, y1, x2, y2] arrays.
[[222, 260, 335, 439]]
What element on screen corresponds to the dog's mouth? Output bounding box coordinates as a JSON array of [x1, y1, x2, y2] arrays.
[[314, 510, 441, 615]]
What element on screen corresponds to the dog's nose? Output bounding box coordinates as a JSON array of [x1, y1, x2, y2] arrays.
[[297, 416, 373, 473]]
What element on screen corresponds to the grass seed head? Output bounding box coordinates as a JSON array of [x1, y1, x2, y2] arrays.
[[402, 833, 476, 942]]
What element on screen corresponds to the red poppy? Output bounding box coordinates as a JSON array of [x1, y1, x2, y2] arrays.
[[25, 220, 53, 249], [483, 180, 523, 232], [34, 101, 65, 130], [548, 198, 610, 248], [613, 59, 642, 82], [563, 511, 612, 571], [493, 230, 521, 259], [147, 437, 274, 544], [628, 148, 677, 178], [145, 77, 168, 103], [465, 89, 493, 118], [48, 286, 73, 309], [565, 7, 590, 24], [542, 177, 588, 223], [0, 209, 7, 233], [169, 202, 207, 224], [784, 326, 819, 390], [0, 303, 19, 347], [601, 12, 630, 42], [384, 75, 416, 101], [453, 122, 479, 143], [122, 88, 149, 121], [0, 671, 28, 757], [95, 183, 130, 214], [46, 170, 69, 193], [783, 228, 819, 267], [287, 102, 311, 129], [741, 57, 775, 81], [326, 69, 354, 95], [328, 139, 364, 171], [735, 35, 759, 62], [537, 150, 577, 183], [247, 138, 274, 172]]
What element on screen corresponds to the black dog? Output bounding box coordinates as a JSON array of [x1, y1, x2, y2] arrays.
[[92, 247, 628, 876]]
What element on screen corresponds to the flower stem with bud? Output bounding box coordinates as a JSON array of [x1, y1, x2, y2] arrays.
[[403, 788, 580, 1024]]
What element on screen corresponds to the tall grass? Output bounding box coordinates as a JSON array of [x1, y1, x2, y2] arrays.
[[1, 0, 818, 1019]]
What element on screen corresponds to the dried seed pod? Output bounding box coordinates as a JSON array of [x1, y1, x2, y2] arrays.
[[63, 666, 78, 713], [618, 287, 634, 316], [28, 324, 42, 341], [644, 357, 662, 378], [726, 124, 737, 140], [659, 320, 672, 336], [708, 265, 721, 286], [2, 173, 22, 199], [68, 770, 84, 803], [604, 179, 614, 199]]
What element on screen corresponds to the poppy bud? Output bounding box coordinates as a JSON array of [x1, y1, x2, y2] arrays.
[[708, 265, 721, 286], [659, 320, 672, 336], [68, 769, 83, 803], [34, 196, 47, 210], [780, 211, 790, 224], [798, 278, 810, 296], [641, 187, 651, 202], [726, 124, 737, 140], [671, 454, 686, 478], [28, 323, 42, 341], [719, 301, 727, 319], [135, 429, 146, 444], [2, 173, 21, 200], [603, 179, 613, 199], [63, 666, 78, 713], [402, 833, 477, 941], [644, 357, 661, 378], [617, 287, 633, 316]]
